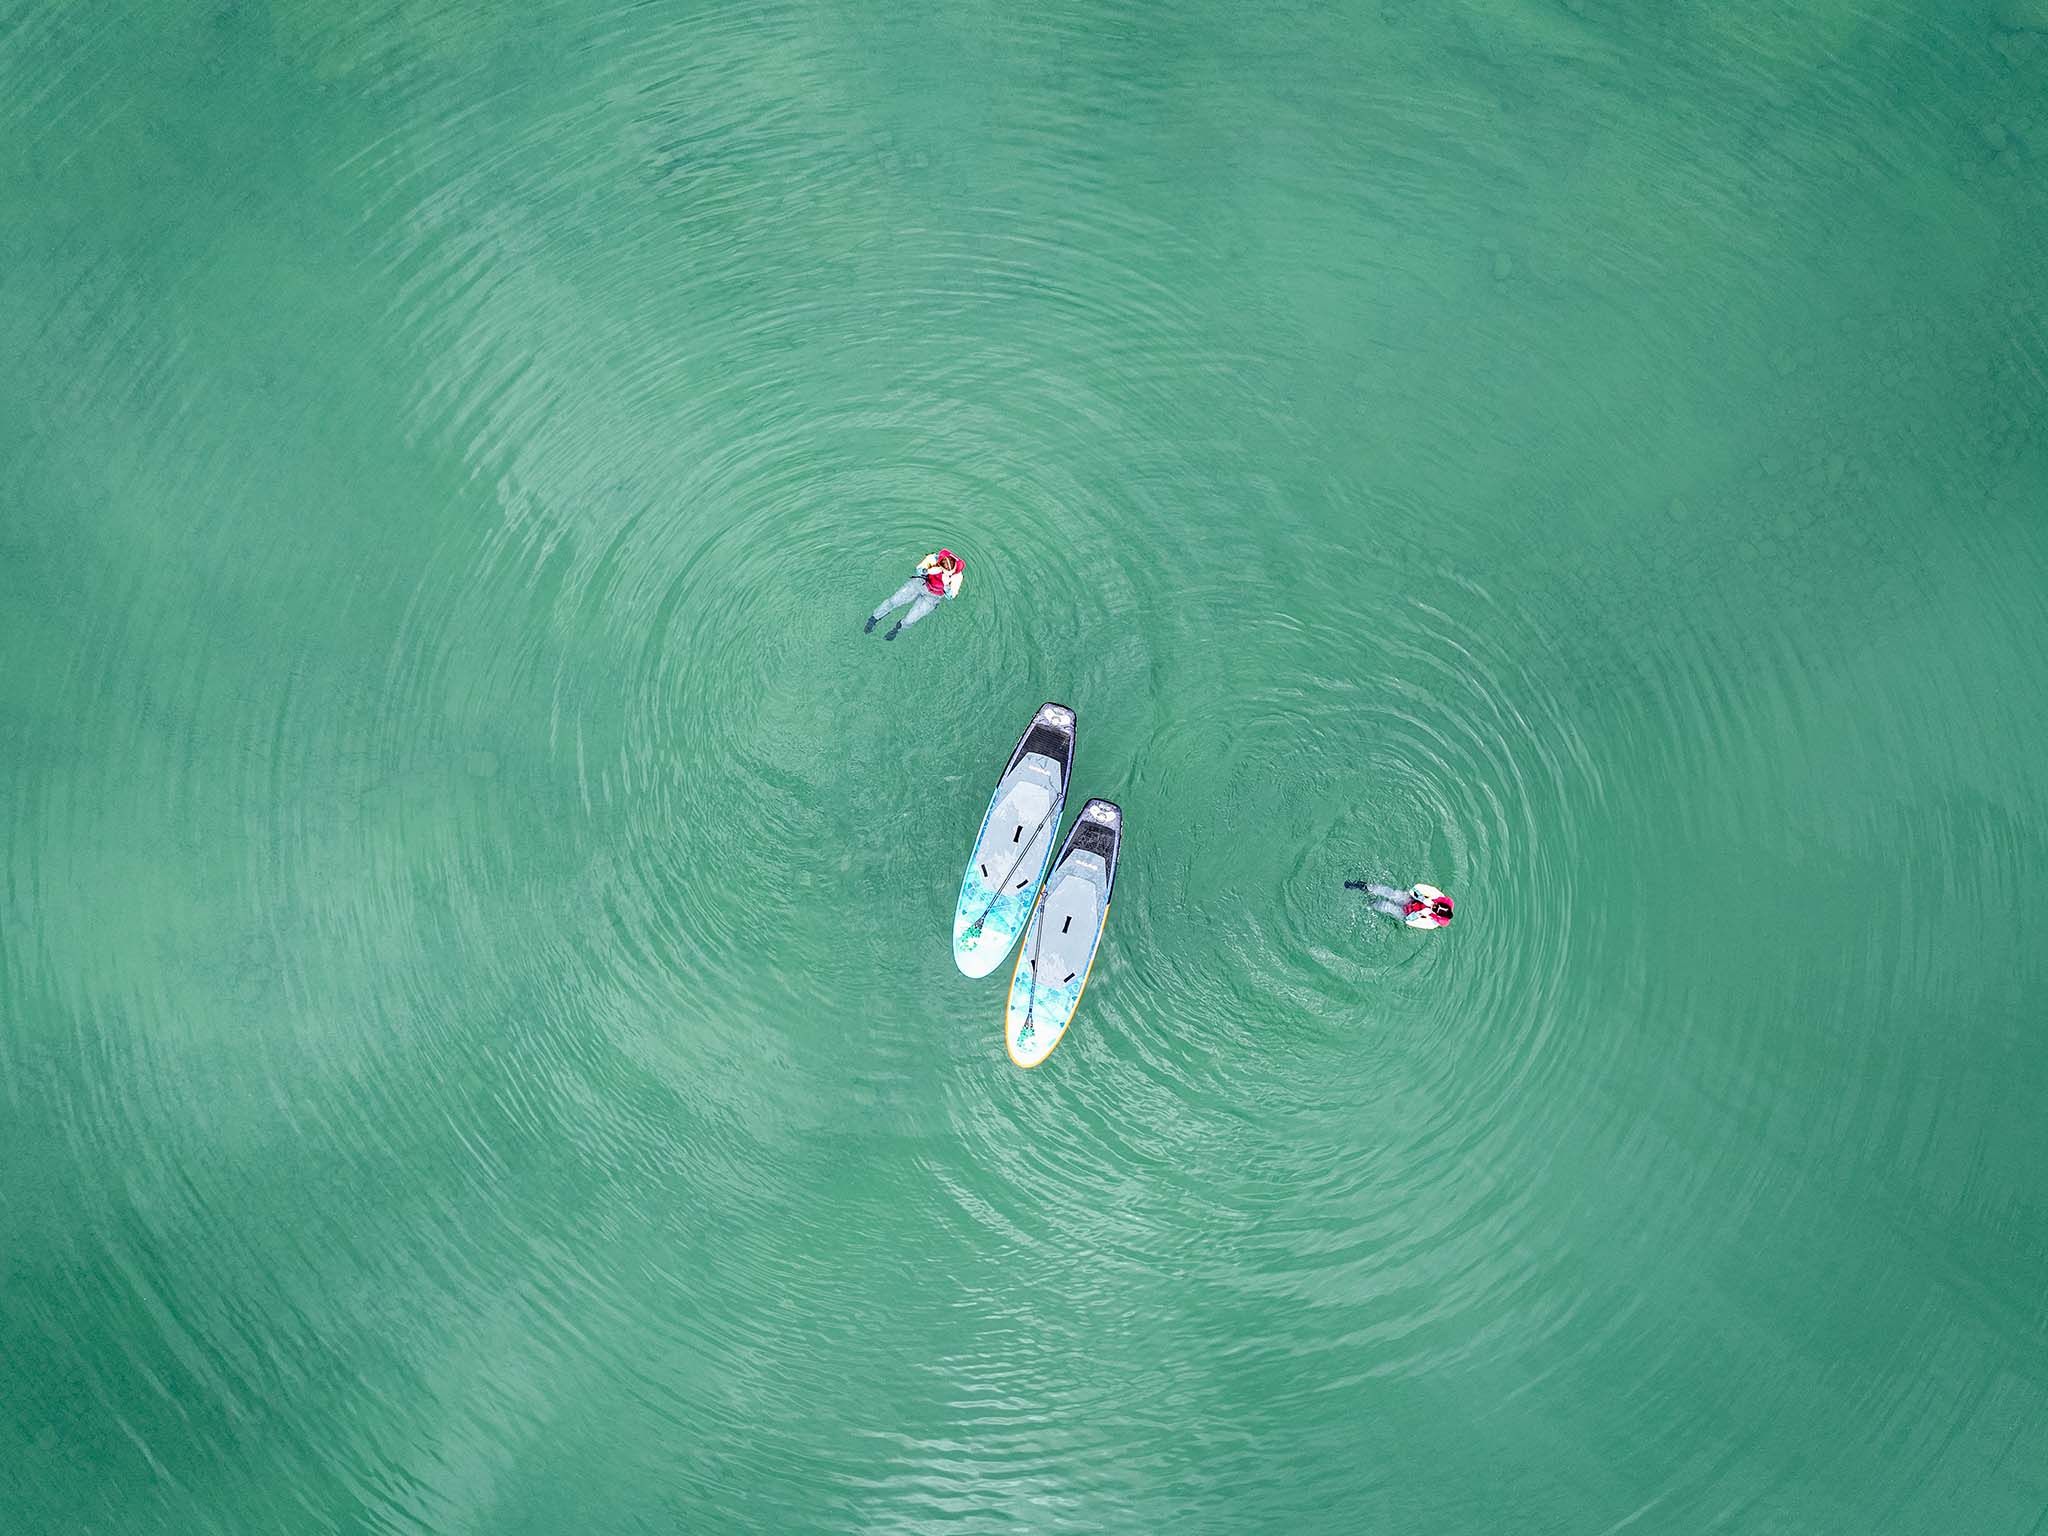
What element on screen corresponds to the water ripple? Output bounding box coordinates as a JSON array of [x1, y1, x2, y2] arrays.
[[5, 1, 2046, 1532]]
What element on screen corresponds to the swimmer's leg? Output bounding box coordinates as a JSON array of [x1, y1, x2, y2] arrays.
[[868, 578, 924, 632], [1365, 883, 1409, 904], [1371, 900, 1406, 918], [885, 591, 941, 640]]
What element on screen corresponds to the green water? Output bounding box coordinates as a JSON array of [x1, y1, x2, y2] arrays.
[[5, 0, 2047, 1531]]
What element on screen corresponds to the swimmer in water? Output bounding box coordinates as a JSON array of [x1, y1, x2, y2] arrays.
[[1346, 880, 1455, 929], [865, 549, 964, 640]]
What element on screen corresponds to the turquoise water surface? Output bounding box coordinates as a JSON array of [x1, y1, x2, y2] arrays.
[[4, 1, 2046, 1532]]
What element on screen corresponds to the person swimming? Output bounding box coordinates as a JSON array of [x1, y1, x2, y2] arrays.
[[1346, 880, 1455, 929], [865, 549, 964, 640]]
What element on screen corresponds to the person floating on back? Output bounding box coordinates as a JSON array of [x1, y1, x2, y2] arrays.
[[1346, 880, 1454, 929], [866, 549, 964, 640]]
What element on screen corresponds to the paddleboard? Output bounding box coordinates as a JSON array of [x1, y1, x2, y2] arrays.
[[1005, 798, 1121, 1068], [952, 702, 1076, 978]]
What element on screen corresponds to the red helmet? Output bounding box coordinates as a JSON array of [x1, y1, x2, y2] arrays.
[[937, 549, 962, 571]]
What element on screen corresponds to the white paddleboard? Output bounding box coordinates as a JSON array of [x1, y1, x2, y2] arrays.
[[1006, 798, 1121, 1067], [952, 702, 1076, 978]]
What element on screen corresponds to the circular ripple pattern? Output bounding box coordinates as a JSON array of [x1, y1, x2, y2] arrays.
[[5, 2, 2047, 1534]]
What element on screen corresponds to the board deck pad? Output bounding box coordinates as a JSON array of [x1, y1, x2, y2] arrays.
[[1006, 798, 1121, 1067], [953, 703, 1076, 977]]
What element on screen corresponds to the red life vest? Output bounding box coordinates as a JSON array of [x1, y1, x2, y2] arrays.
[[925, 550, 962, 594]]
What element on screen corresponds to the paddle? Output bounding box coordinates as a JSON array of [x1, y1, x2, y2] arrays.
[[1017, 888, 1050, 1042], [962, 796, 1061, 939]]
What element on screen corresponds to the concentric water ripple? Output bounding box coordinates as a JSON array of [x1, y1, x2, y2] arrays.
[[5, 0, 2047, 1532]]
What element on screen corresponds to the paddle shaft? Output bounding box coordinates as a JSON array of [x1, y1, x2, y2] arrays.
[[965, 797, 1061, 935], [1021, 887, 1050, 1034]]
